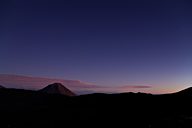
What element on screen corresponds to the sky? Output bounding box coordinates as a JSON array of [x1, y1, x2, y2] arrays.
[[1, 0, 192, 93]]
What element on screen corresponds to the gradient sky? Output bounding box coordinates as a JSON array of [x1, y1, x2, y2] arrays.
[[1, 0, 192, 92]]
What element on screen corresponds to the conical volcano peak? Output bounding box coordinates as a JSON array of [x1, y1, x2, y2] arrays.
[[48, 83, 65, 87], [39, 83, 76, 96]]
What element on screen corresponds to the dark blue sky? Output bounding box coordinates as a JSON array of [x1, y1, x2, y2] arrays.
[[1, 0, 192, 91]]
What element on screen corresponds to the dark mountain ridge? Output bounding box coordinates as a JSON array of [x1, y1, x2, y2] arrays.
[[0, 85, 5, 88], [0, 86, 192, 128], [173, 87, 192, 96]]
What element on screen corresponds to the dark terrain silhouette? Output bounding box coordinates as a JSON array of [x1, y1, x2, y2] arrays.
[[173, 87, 192, 96], [0, 85, 5, 88], [39, 83, 76, 96], [0, 85, 192, 128]]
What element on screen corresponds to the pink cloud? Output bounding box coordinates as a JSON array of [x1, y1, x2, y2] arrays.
[[0, 74, 99, 90]]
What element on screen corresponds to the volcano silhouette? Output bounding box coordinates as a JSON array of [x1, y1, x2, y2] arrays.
[[39, 83, 76, 96]]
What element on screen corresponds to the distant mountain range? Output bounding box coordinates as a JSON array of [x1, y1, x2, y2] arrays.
[[0, 74, 155, 95], [0, 80, 192, 96]]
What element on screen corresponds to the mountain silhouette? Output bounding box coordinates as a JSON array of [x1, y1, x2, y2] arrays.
[[39, 83, 76, 96], [174, 87, 192, 96], [0, 85, 5, 89]]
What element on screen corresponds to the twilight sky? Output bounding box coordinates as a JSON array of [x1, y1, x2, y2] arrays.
[[1, 0, 192, 93]]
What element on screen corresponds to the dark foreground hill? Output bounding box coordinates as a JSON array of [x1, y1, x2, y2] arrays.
[[0, 88, 192, 128]]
